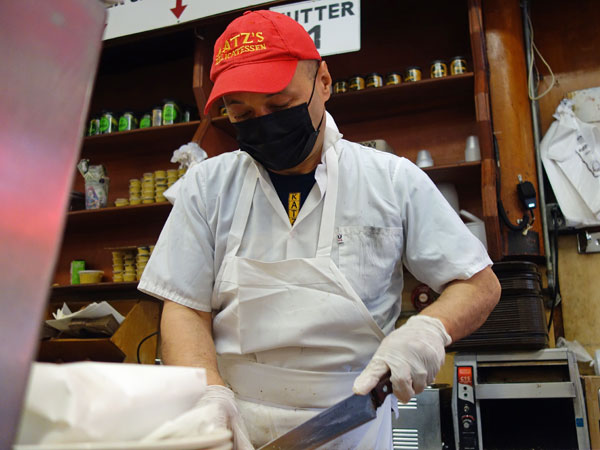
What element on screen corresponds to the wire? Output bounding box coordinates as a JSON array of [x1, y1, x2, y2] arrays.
[[137, 331, 159, 364], [547, 207, 562, 332], [526, 10, 556, 101]]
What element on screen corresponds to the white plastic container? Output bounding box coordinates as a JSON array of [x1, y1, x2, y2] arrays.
[[460, 210, 487, 249]]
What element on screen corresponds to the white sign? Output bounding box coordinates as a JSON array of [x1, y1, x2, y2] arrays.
[[103, 0, 281, 41], [270, 0, 360, 57]]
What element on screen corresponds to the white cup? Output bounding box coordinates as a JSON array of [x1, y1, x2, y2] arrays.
[[465, 135, 481, 162], [436, 182, 459, 212], [416, 149, 434, 168]]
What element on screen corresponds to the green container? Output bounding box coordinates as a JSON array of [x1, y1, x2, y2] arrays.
[[88, 118, 100, 136], [118, 112, 138, 132], [162, 100, 181, 125], [140, 113, 152, 129], [70, 260, 85, 285], [99, 112, 118, 134]]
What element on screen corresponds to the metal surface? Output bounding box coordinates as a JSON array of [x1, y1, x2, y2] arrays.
[[392, 387, 451, 450], [453, 349, 591, 450], [577, 230, 600, 254], [476, 382, 575, 399], [0, 1, 105, 447], [259, 393, 377, 450], [259, 376, 392, 450]]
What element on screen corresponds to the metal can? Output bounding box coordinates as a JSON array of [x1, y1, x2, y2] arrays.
[[139, 113, 152, 129], [366, 73, 383, 88], [385, 72, 402, 86], [88, 118, 100, 136], [333, 80, 348, 94], [152, 107, 162, 127], [430, 60, 448, 78], [70, 260, 85, 285], [450, 56, 468, 75], [99, 112, 118, 134], [348, 75, 365, 91], [404, 66, 422, 82], [162, 99, 181, 125], [118, 112, 138, 132]]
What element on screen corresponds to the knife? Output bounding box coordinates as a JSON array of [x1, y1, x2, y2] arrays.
[[258, 373, 392, 450]]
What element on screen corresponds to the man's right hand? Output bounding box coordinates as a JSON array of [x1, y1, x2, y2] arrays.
[[143, 385, 254, 449]]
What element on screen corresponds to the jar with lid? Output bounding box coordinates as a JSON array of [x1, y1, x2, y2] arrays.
[[430, 60, 448, 78], [348, 75, 365, 91], [333, 80, 348, 94], [366, 73, 383, 88], [450, 56, 468, 75], [385, 72, 402, 86], [404, 67, 422, 82]]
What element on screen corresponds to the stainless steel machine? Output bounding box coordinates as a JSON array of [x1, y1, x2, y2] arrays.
[[392, 385, 454, 449], [452, 348, 590, 450]]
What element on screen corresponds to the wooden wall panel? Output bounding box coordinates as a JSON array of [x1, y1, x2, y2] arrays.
[[557, 235, 600, 360], [483, 0, 543, 257], [531, 0, 600, 134], [529, 0, 600, 357]]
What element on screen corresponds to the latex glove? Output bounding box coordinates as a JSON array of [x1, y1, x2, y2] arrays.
[[142, 385, 254, 449], [353, 315, 452, 403]]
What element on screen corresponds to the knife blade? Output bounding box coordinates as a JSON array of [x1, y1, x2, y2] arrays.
[[258, 373, 392, 450]]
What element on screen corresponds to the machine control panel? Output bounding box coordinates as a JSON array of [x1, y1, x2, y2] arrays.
[[456, 366, 479, 449]]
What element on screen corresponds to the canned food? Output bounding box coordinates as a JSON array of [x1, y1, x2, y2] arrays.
[[366, 73, 383, 89], [118, 112, 138, 132], [140, 113, 152, 129], [88, 118, 100, 136], [162, 99, 181, 125], [385, 72, 402, 86], [450, 56, 468, 75], [430, 60, 448, 78], [348, 75, 365, 91], [99, 112, 118, 134], [404, 67, 422, 82], [333, 80, 348, 94], [152, 107, 162, 127]]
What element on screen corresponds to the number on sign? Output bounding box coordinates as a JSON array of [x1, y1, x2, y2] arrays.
[[307, 24, 321, 49]]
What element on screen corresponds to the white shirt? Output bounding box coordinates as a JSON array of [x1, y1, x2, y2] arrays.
[[139, 112, 491, 335]]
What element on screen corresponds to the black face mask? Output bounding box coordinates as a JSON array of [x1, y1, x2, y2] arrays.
[[232, 72, 324, 172]]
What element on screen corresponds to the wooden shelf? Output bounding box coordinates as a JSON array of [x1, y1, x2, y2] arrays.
[[82, 120, 201, 153], [211, 73, 475, 137], [328, 73, 475, 123], [39, 338, 126, 362], [422, 161, 481, 185], [39, 300, 160, 363], [50, 282, 156, 302], [66, 202, 172, 230]]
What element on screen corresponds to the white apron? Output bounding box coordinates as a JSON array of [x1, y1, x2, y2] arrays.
[[211, 147, 394, 449]]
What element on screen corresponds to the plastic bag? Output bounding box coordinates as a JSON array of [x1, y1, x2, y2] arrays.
[[164, 142, 207, 204], [556, 337, 594, 369], [540, 99, 600, 228]]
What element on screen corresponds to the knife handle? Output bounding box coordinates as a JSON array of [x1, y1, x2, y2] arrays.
[[370, 371, 392, 408]]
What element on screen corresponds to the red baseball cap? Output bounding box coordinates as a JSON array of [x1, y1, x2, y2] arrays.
[[204, 10, 321, 115]]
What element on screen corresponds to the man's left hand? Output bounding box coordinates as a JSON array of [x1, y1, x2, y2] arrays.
[[352, 315, 452, 403]]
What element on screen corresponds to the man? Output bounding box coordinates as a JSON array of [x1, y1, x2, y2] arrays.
[[139, 9, 500, 449]]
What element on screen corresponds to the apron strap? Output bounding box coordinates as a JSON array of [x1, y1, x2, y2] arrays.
[[316, 148, 339, 258], [224, 163, 259, 259]]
